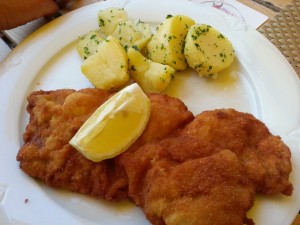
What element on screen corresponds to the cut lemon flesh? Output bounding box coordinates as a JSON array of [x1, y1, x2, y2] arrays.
[[69, 83, 150, 162]]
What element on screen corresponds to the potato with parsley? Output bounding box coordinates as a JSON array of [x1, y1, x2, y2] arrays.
[[112, 19, 152, 51], [81, 36, 129, 91], [98, 7, 128, 36], [76, 30, 104, 59], [128, 46, 175, 93], [184, 24, 235, 78], [146, 15, 195, 71]]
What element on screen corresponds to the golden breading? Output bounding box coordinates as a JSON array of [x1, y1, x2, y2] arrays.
[[17, 89, 292, 225], [17, 88, 193, 201], [121, 109, 292, 225]]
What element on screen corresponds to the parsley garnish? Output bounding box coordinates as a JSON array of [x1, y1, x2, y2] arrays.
[[98, 19, 105, 27]]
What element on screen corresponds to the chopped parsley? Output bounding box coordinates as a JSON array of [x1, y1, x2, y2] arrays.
[[83, 47, 90, 55], [132, 45, 140, 51], [217, 33, 225, 39], [90, 34, 97, 40], [98, 18, 105, 27]]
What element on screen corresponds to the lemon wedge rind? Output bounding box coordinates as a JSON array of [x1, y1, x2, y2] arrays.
[[69, 83, 150, 162]]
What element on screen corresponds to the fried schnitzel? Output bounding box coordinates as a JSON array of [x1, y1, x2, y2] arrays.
[[126, 148, 256, 225], [121, 109, 292, 225], [17, 88, 194, 200], [17, 89, 293, 225], [180, 109, 293, 196]]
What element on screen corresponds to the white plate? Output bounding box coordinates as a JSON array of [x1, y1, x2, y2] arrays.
[[1, 0, 300, 224]]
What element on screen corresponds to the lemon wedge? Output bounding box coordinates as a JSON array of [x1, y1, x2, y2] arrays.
[[69, 83, 150, 162]]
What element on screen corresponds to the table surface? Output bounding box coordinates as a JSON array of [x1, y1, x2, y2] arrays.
[[1, 0, 299, 224], [68, 0, 290, 19], [239, 0, 292, 18]]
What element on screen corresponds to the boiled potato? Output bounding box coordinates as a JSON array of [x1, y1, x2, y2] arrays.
[[112, 19, 152, 51], [76, 30, 105, 59], [146, 15, 195, 70], [81, 36, 129, 91], [128, 47, 175, 93], [98, 7, 128, 36], [184, 24, 235, 78]]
